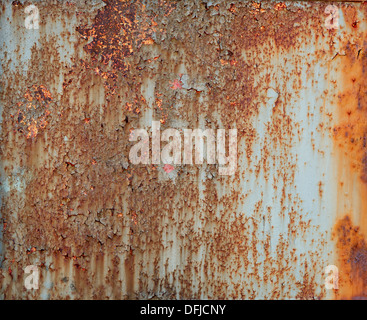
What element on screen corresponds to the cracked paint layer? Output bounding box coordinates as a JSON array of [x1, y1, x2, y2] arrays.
[[0, 0, 367, 300]]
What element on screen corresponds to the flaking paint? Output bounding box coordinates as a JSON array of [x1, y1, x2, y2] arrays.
[[0, 0, 367, 300]]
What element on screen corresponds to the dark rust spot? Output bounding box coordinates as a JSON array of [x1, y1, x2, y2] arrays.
[[334, 216, 367, 299]]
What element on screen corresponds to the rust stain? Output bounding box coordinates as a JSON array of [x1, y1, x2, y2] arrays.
[[11, 85, 52, 139], [76, 0, 176, 97], [2, 0, 367, 300], [334, 216, 367, 299], [332, 43, 367, 185], [331, 3, 367, 300]]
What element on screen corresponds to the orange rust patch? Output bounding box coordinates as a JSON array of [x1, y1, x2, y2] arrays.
[[12, 85, 52, 139], [334, 215, 367, 299], [76, 0, 176, 97], [274, 2, 287, 11], [332, 44, 367, 182], [331, 8, 367, 297]]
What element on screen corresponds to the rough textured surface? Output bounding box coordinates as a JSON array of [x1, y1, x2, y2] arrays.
[[0, 0, 367, 299]]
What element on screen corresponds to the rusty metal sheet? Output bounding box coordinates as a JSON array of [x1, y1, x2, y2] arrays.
[[1, 0, 367, 300]]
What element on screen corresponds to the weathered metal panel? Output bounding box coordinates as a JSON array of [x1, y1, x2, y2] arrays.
[[0, 0, 367, 299]]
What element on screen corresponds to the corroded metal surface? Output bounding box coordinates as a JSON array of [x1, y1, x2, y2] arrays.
[[1, 0, 367, 299]]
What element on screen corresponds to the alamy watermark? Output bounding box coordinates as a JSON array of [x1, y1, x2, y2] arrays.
[[129, 121, 237, 176], [24, 265, 39, 290], [25, 4, 39, 30], [325, 5, 339, 30], [324, 265, 339, 290]]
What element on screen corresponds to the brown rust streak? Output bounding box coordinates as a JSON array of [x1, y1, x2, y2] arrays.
[[332, 3, 367, 300]]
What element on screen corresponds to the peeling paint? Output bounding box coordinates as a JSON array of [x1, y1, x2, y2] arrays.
[[1, 0, 367, 300]]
